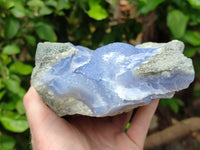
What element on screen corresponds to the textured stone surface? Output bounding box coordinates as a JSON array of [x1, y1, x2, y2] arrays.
[[31, 40, 195, 117]]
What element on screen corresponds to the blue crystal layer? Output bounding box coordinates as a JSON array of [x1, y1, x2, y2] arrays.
[[36, 42, 194, 116]]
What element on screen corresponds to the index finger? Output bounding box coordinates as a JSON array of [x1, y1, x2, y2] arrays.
[[126, 99, 159, 149]]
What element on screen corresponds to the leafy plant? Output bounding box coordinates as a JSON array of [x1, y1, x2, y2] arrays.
[[160, 98, 185, 114], [137, 0, 165, 15], [0, 50, 32, 149], [0, 0, 199, 149], [0, 134, 16, 150]]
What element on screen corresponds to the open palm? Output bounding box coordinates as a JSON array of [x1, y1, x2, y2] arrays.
[[24, 87, 159, 150]]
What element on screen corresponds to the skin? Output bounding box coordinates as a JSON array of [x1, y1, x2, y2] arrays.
[[23, 86, 159, 150]]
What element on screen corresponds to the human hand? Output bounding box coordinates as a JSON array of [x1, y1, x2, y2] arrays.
[[23, 86, 159, 150]]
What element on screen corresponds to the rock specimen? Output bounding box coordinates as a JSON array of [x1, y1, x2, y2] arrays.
[[31, 40, 195, 117]]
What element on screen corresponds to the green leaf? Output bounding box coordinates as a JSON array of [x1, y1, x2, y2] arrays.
[[57, 0, 71, 10], [0, 101, 17, 111], [140, 0, 147, 2], [9, 61, 33, 75], [39, 5, 53, 16], [2, 1, 15, 9], [106, 0, 117, 4], [171, 0, 188, 10], [9, 74, 21, 83], [2, 45, 20, 55], [194, 84, 200, 98], [5, 17, 20, 39], [16, 100, 25, 114], [194, 56, 200, 74], [0, 55, 12, 65], [0, 134, 16, 150], [0, 112, 29, 133], [181, 30, 200, 46], [161, 98, 184, 114], [36, 23, 57, 41], [187, 0, 200, 9], [0, 90, 6, 100], [167, 10, 188, 38], [169, 100, 179, 114], [86, 0, 108, 20], [160, 99, 171, 107], [5, 78, 26, 98], [10, 3, 26, 18], [0, 78, 5, 90], [0, 89, 25, 112], [138, 0, 165, 15], [175, 98, 185, 107], [76, 0, 88, 10], [184, 46, 199, 57], [27, 0, 44, 7], [24, 35, 36, 46], [5, 79, 21, 94], [46, 0, 57, 7], [189, 12, 200, 26], [125, 122, 130, 132]]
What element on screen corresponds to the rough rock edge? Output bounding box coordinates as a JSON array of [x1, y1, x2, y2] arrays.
[[133, 40, 194, 78], [32, 42, 93, 116]]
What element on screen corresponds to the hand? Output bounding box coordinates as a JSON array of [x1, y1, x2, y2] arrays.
[[23, 86, 159, 150]]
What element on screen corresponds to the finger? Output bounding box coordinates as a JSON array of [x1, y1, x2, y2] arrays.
[[111, 111, 133, 131], [24, 87, 85, 150], [23, 87, 64, 134], [126, 99, 159, 149]]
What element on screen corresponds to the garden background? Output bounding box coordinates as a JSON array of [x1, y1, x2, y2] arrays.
[[0, 0, 200, 149]]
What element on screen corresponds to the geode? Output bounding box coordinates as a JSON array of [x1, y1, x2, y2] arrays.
[[31, 40, 195, 117]]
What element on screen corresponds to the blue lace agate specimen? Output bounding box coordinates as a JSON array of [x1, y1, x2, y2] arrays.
[[31, 40, 195, 117]]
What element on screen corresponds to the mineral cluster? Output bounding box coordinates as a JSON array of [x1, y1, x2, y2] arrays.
[[31, 40, 195, 117]]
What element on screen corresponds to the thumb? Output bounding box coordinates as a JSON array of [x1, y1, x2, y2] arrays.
[[23, 86, 61, 133]]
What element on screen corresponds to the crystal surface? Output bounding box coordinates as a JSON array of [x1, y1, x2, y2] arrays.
[[31, 40, 195, 117]]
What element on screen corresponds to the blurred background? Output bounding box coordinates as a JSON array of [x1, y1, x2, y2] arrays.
[[0, 0, 199, 149]]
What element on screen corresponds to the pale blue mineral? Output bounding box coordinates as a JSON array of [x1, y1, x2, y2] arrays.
[[31, 40, 195, 117]]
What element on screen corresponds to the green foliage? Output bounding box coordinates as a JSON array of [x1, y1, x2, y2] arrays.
[[4, 17, 20, 39], [36, 22, 57, 42], [2, 45, 20, 55], [194, 83, 200, 99], [165, 0, 200, 59], [137, 0, 200, 60], [0, 111, 29, 133], [0, 0, 199, 149], [181, 30, 200, 46], [9, 62, 33, 75], [138, 0, 165, 15], [160, 98, 185, 114], [184, 46, 199, 57], [167, 10, 188, 38], [125, 122, 130, 132], [187, 0, 200, 9], [86, 0, 108, 20], [0, 134, 16, 150]]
